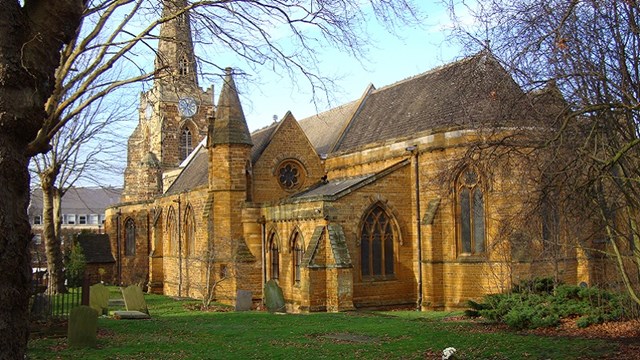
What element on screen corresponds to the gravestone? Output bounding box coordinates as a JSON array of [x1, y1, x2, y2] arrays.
[[235, 290, 252, 311], [30, 293, 50, 320], [67, 305, 97, 348], [121, 285, 149, 314], [89, 283, 110, 315], [264, 280, 285, 313], [113, 310, 151, 320]]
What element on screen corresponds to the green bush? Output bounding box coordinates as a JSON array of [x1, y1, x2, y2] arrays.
[[467, 278, 627, 330]]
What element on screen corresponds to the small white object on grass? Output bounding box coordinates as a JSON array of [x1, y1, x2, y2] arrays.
[[442, 347, 456, 360]]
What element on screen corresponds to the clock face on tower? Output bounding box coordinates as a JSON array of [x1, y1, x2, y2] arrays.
[[178, 97, 197, 118]]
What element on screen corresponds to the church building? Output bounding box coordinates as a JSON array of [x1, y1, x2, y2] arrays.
[[106, 2, 604, 312]]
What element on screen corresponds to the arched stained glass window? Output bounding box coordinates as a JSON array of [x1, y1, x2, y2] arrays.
[[360, 205, 395, 279], [458, 169, 485, 255], [125, 218, 136, 256], [179, 127, 193, 161]]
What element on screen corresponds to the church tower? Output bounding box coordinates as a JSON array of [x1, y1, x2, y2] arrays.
[[122, 0, 214, 203]]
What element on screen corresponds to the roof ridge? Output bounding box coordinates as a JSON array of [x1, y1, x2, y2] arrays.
[[370, 53, 479, 94]]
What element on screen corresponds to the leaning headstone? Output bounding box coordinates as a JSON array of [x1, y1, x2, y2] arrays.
[[264, 280, 285, 313], [89, 283, 110, 315], [121, 285, 149, 315], [67, 305, 97, 348], [235, 290, 252, 311]]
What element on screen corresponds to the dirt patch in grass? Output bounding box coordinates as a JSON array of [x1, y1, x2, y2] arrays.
[[470, 318, 640, 359]]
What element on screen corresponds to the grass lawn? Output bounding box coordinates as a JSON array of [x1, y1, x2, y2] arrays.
[[28, 291, 617, 359]]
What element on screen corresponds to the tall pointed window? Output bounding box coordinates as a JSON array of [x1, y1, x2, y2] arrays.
[[167, 207, 178, 255], [360, 204, 395, 279], [179, 127, 193, 161], [125, 218, 136, 256], [457, 169, 485, 255], [178, 55, 190, 76], [184, 206, 196, 256], [291, 232, 303, 285], [268, 233, 279, 280]]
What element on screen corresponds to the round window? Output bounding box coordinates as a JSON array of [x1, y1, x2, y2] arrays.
[[277, 160, 305, 190]]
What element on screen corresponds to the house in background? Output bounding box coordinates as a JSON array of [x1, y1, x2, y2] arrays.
[[29, 186, 122, 272]]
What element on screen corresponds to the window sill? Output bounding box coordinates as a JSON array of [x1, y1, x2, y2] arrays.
[[455, 254, 486, 263]]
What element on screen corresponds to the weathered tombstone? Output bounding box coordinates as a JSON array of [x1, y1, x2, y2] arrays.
[[30, 293, 51, 320], [67, 305, 97, 348], [235, 290, 252, 311], [89, 283, 110, 316], [121, 285, 149, 314], [264, 280, 285, 313]]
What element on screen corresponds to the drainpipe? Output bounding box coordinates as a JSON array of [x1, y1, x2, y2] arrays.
[[407, 145, 423, 310], [260, 216, 266, 301], [174, 196, 182, 297], [116, 208, 122, 285]]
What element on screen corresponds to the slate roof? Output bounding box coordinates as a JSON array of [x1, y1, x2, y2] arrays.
[[29, 187, 122, 215], [160, 52, 538, 197], [298, 98, 361, 155], [77, 233, 115, 264], [289, 159, 409, 202], [165, 145, 209, 195], [333, 52, 532, 153], [249, 123, 278, 164]]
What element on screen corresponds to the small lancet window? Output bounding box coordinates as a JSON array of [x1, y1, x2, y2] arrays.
[[178, 55, 190, 76], [291, 232, 303, 285], [179, 127, 193, 161], [458, 169, 485, 255], [269, 233, 279, 280], [125, 218, 136, 256], [184, 206, 195, 256]]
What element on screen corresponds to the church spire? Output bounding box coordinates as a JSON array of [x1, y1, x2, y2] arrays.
[[155, 0, 198, 87], [210, 68, 253, 146]]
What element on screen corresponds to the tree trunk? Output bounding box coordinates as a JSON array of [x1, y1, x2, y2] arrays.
[[0, 2, 84, 357], [40, 171, 66, 294], [0, 135, 33, 360]]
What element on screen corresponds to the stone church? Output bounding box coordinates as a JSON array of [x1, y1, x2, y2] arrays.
[[106, 2, 605, 312]]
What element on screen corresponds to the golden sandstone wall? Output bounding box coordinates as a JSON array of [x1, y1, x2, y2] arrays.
[[108, 125, 597, 312]]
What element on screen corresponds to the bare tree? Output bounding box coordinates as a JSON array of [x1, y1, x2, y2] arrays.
[[3, 0, 421, 356], [443, 0, 640, 304], [31, 92, 130, 294]]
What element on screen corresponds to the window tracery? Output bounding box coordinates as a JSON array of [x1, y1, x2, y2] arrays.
[[360, 204, 395, 279]]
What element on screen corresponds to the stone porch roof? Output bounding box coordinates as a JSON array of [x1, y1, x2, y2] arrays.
[[288, 159, 409, 203]]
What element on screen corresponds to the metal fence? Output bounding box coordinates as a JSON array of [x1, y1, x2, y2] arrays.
[[30, 270, 88, 321]]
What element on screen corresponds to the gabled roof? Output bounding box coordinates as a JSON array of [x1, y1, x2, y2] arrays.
[[333, 52, 532, 153], [28, 187, 122, 215], [298, 98, 363, 155], [77, 233, 115, 264]]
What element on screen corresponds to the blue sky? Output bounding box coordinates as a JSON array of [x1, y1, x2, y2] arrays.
[[204, 1, 465, 132]]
